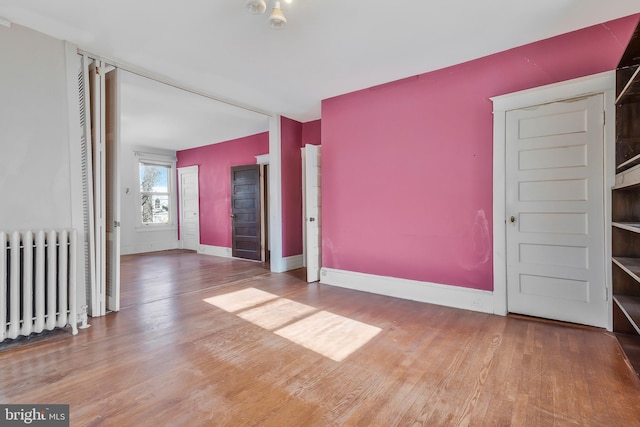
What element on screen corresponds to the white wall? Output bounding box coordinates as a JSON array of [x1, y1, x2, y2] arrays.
[[119, 144, 179, 254], [0, 24, 73, 230], [0, 24, 86, 318]]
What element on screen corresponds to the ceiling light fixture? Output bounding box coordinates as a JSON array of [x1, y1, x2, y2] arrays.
[[268, 1, 287, 29], [245, 0, 267, 14], [245, 0, 291, 30]]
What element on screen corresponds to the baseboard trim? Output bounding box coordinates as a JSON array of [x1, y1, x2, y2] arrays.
[[320, 268, 494, 314], [121, 242, 179, 255], [283, 254, 304, 271], [198, 245, 232, 258]]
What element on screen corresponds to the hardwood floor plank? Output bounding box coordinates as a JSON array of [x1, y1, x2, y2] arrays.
[[2, 250, 640, 426]]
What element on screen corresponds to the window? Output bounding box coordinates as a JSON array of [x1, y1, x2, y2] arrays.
[[139, 161, 172, 225]]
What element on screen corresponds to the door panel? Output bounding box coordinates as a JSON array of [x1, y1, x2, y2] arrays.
[[506, 94, 606, 327], [231, 165, 261, 261]]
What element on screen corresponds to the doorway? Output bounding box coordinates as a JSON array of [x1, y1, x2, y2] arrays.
[[492, 72, 615, 329], [80, 55, 277, 314], [260, 163, 270, 263]]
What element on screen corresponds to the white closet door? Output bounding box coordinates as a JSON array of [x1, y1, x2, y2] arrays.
[[505, 94, 606, 327], [88, 60, 106, 316], [304, 145, 322, 283], [179, 166, 200, 251], [79, 55, 97, 317]]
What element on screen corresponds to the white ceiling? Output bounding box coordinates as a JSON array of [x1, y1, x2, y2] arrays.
[[1, 1, 640, 150], [119, 70, 270, 150]]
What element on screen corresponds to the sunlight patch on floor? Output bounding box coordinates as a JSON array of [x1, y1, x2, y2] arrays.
[[274, 311, 382, 362], [204, 288, 381, 362], [203, 288, 278, 312], [237, 298, 317, 330]]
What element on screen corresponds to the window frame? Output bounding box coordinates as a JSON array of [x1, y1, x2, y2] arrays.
[[136, 154, 177, 231]]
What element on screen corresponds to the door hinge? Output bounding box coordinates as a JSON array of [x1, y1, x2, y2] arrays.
[[605, 287, 609, 301], [114, 220, 121, 228], [602, 110, 606, 126]]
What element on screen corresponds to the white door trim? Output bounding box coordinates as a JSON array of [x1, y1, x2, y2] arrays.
[[491, 71, 615, 330], [255, 154, 269, 263], [255, 154, 270, 165]]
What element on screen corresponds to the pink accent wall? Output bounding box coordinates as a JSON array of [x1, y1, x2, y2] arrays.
[[281, 118, 322, 257], [176, 132, 269, 248], [321, 15, 640, 291], [281, 117, 303, 257], [302, 119, 322, 146]]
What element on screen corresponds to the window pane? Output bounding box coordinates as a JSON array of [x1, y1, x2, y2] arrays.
[[141, 194, 169, 224], [139, 161, 172, 225], [140, 163, 169, 192]]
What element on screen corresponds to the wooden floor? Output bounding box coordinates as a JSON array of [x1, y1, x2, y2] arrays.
[[2, 250, 640, 426]]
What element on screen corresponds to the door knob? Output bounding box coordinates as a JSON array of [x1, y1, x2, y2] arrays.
[[309, 217, 315, 222], [510, 216, 516, 223], [230, 214, 236, 218]]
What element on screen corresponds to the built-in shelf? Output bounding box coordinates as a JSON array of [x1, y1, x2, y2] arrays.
[[613, 257, 640, 284], [612, 222, 640, 233], [617, 151, 640, 172], [612, 19, 640, 378], [614, 162, 640, 189], [616, 66, 640, 105], [614, 333, 640, 376], [614, 295, 640, 335]]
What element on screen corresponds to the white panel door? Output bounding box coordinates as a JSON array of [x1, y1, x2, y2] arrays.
[[506, 94, 606, 327], [179, 166, 200, 251], [304, 145, 322, 283]]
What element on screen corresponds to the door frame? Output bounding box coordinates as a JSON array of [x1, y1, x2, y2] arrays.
[[491, 71, 615, 330], [255, 154, 270, 263], [76, 50, 286, 272]]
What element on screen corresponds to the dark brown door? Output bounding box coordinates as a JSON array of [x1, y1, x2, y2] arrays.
[[231, 165, 261, 260]]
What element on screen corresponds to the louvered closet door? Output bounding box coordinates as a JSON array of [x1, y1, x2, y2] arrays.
[[78, 55, 97, 316], [88, 59, 106, 316], [83, 60, 121, 315]]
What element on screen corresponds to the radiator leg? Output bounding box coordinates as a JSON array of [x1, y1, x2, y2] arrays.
[[78, 305, 91, 330], [69, 229, 79, 336]]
